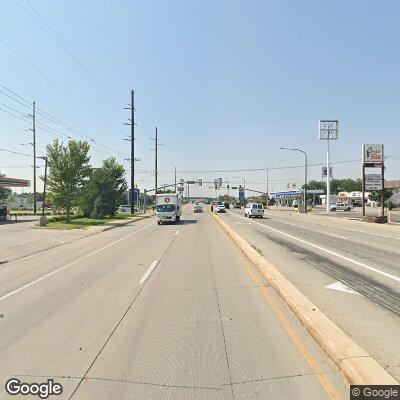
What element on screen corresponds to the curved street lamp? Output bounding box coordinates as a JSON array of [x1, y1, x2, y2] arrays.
[[280, 147, 308, 213]]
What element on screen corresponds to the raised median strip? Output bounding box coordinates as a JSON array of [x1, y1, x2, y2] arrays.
[[212, 212, 398, 386]]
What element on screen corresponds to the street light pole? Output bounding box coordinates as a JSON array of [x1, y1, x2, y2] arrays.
[[266, 164, 273, 209], [280, 148, 308, 214]]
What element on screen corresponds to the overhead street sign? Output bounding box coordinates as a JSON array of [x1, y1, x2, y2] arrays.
[[363, 144, 384, 164], [186, 180, 196, 184]]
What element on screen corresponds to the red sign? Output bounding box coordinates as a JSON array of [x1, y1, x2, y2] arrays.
[[165, 197, 170, 203], [0, 177, 30, 187]]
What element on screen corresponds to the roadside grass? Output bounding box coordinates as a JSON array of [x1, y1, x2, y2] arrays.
[[43, 213, 141, 230], [251, 244, 263, 255]]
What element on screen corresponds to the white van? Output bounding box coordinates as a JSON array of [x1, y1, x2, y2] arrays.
[[245, 203, 264, 218]]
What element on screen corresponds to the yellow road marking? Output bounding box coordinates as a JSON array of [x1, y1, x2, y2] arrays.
[[230, 232, 343, 399]]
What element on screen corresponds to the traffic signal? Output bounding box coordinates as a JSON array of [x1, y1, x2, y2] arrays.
[[199, 179, 202, 186], [227, 184, 229, 189]]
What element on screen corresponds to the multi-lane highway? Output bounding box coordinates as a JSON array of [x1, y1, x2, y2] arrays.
[[221, 207, 400, 382], [0, 208, 349, 399]]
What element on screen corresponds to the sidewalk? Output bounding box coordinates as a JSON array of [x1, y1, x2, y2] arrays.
[[0, 214, 153, 264]]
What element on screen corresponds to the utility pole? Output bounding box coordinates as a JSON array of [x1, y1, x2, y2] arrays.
[[31, 101, 37, 214], [174, 166, 177, 192], [266, 164, 273, 209], [41, 156, 48, 216], [130, 90, 135, 214], [154, 127, 158, 193]]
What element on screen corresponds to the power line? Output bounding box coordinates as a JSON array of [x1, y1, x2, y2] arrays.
[[62, 0, 126, 105], [0, 38, 120, 131], [14, 0, 122, 110], [0, 147, 32, 158], [0, 85, 128, 158]]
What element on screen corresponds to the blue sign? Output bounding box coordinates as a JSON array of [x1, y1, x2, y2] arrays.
[[127, 189, 140, 205], [239, 190, 245, 201]]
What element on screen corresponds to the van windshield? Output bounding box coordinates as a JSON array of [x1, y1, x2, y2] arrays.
[[157, 204, 176, 212]]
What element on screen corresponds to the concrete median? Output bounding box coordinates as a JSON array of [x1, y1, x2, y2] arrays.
[[212, 212, 398, 386]]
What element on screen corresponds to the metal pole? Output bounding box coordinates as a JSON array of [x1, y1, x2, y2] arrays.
[[42, 156, 47, 216], [381, 164, 385, 216], [304, 153, 308, 214], [32, 101, 37, 214], [144, 189, 147, 214], [174, 166, 177, 192], [362, 164, 366, 217], [130, 90, 135, 214], [326, 139, 330, 213], [155, 127, 158, 194]]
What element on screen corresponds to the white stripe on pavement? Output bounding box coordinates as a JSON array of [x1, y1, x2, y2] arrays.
[[265, 212, 400, 240], [0, 222, 156, 302], [140, 260, 159, 284], [231, 213, 400, 283], [325, 233, 348, 240], [175, 230, 180, 236]]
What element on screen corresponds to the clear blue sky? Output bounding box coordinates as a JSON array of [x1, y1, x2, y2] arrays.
[[1, 0, 399, 196]]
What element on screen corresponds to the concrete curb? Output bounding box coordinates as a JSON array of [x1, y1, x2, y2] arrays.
[[212, 213, 398, 385]]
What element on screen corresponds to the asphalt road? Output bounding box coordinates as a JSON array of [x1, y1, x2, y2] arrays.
[[221, 208, 400, 381], [0, 208, 348, 399]]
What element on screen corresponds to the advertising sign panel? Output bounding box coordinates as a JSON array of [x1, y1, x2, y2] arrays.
[[363, 144, 384, 164], [365, 174, 383, 191]]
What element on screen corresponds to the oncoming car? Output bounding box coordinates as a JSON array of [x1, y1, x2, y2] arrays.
[[245, 203, 264, 218], [194, 204, 203, 213], [214, 204, 226, 213]]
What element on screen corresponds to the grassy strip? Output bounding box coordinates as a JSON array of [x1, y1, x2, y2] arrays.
[[43, 213, 142, 230]]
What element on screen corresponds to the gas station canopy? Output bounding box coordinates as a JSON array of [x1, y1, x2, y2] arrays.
[[0, 176, 30, 187]]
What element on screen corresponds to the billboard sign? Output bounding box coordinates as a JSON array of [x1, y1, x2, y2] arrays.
[[363, 144, 384, 164], [365, 174, 383, 191], [239, 190, 245, 202], [318, 120, 339, 140]]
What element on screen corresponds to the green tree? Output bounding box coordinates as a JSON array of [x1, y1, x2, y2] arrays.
[[303, 178, 362, 194], [368, 189, 393, 206], [80, 157, 127, 218], [46, 139, 91, 222], [218, 195, 236, 203], [0, 187, 12, 202], [303, 180, 325, 191]]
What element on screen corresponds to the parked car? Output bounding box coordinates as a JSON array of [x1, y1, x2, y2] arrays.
[[214, 204, 226, 213], [330, 202, 352, 212], [233, 203, 242, 209], [245, 203, 264, 218], [118, 205, 139, 213]]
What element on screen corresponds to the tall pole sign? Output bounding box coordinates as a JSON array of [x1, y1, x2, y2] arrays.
[[319, 120, 339, 213], [362, 144, 384, 218]]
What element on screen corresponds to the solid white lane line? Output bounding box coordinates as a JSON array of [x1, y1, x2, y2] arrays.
[[140, 260, 158, 284], [0, 222, 156, 302], [175, 230, 180, 236], [266, 212, 400, 240], [232, 213, 400, 283]]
